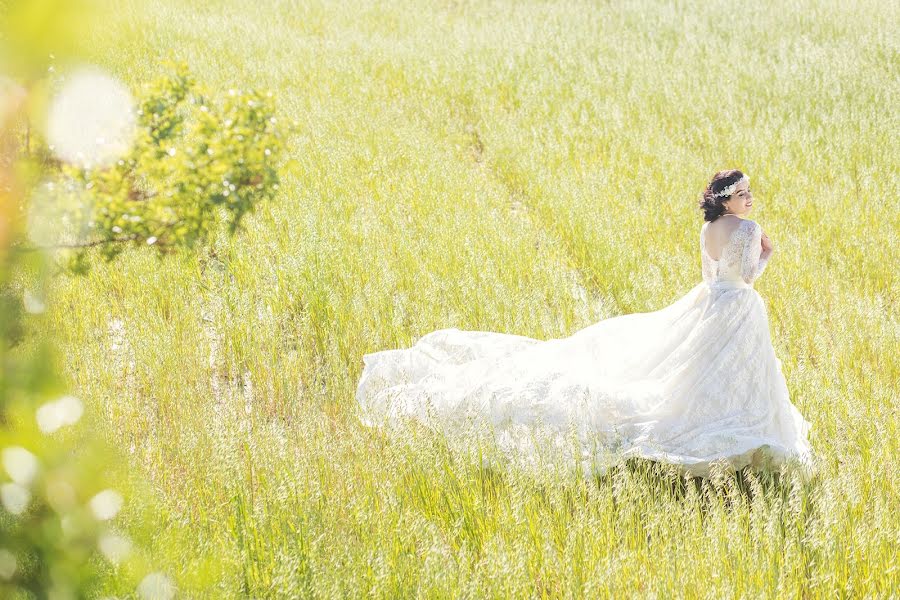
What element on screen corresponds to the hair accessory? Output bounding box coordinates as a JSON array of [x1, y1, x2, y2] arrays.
[[713, 175, 749, 199]]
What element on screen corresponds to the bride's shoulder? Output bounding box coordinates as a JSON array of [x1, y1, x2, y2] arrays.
[[730, 219, 762, 245], [709, 214, 744, 233], [727, 216, 759, 232], [739, 218, 761, 232]]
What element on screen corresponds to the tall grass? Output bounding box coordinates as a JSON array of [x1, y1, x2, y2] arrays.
[[37, 0, 899, 596]]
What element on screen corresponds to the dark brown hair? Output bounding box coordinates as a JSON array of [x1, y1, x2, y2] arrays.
[[699, 169, 745, 222]]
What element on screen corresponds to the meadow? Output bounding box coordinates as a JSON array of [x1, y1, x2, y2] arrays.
[[35, 0, 900, 596]]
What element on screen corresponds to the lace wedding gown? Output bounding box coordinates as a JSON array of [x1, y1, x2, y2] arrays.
[[355, 218, 813, 478]]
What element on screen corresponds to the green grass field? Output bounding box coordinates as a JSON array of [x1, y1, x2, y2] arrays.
[[37, 0, 899, 596]]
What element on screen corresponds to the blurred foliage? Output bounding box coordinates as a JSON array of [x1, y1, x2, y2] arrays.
[[23, 60, 288, 273], [0, 1, 288, 596], [0, 66, 122, 596]]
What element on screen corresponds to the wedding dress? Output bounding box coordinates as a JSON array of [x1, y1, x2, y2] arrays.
[[355, 218, 813, 478]]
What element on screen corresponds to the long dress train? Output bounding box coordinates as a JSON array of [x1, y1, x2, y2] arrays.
[[355, 218, 813, 478]]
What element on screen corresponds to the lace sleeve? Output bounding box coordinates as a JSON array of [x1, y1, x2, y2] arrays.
[[740, 220, 773, 284]]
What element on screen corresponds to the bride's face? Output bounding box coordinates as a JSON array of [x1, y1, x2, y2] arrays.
[[723, 178, 753, 216]]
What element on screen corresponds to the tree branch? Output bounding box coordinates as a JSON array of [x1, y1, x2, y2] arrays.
[[11, 222, 181, 253]]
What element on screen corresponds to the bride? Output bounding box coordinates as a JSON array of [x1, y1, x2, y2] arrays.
[[355, 170, 813, 478]]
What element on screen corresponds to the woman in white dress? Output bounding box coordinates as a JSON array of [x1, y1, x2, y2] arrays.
[[355, 170, 813, 479]]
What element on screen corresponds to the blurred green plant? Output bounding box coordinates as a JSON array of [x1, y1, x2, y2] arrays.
[[22, 60, 286, 273], [1, 71, 128, 600], [0, 4, 288, 595]]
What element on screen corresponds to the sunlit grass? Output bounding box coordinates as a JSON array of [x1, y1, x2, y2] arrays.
[[35, 0, 900, 596]]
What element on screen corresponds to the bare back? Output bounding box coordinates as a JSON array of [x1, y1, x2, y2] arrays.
[[703, 215, 744, 261]]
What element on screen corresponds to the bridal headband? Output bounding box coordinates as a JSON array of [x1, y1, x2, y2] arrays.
[[712, 175, 749, 199]]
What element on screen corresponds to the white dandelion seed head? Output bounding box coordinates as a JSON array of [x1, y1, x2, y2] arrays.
[[0, 548, 16, 580], [89, 489, 124, 520], [2, 446, 39, 486], [138, 572, 176, 600], [45, 66, 136, 169], [99, 531, 133, 565], [23, 289, 47, 314], [0, 483, 31, 515], [36, 395, 84, 434]]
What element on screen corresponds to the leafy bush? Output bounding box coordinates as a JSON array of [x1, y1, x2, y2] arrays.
[[34, 60, 288, 272]]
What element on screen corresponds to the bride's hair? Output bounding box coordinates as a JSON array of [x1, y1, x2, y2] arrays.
[[699, 169, 745, 222]]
